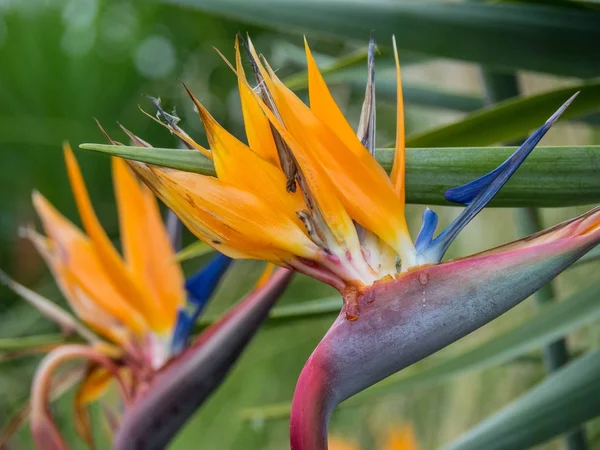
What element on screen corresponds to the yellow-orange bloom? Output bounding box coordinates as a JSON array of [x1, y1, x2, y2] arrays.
[[124, 36, 416, 315], [28, 144, 185, 363]]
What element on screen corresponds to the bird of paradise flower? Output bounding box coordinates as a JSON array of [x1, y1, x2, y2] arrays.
[[1, 145, 293, 450], [81, 34, 600, 450]]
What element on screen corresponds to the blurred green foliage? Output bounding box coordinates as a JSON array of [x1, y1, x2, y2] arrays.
[[2, 0, 600, 449]]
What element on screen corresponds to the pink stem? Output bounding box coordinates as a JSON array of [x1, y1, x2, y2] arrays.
[[290, 349, 335, 450], [289, 259, 345, 292], [30, 344, 128, 450]]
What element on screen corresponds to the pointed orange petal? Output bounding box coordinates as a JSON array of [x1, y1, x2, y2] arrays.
[[234, 37, 279, 164], [112, 158, 184, 332], [182, 84, 306, 229], [63, 144, 159, 329], [249, 58, 414, 260], [232, 53, 359, 249], [32, 191, 148, 338], [141, 186, 186, 315], [389, 36, 406, 204], [305, 38, 368, 160]]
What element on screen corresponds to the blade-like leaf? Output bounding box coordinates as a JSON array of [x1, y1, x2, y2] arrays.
[[200, 295, 341, 328], [80, 143, 600, 207], [161, 0, 600, 77], [241, 277, 600, 422], [176, 240, 215, 262], [79, 144, 215, 175], [443, 347, 600, 450], [284, 53, 600, 124], [407, 80, 600, 147]]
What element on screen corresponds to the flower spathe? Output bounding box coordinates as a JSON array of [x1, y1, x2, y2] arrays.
[[2, 145, 292, 450], [86, 35, 600, 450]]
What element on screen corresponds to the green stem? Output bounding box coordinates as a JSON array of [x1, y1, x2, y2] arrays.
[[483, 69, 588, 450]]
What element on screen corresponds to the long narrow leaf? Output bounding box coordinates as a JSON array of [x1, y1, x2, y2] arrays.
[[443, 348, 600, 450], [162, 0, 600, 77], [407, 80, 600, 147], [80, 143, 600, 207]]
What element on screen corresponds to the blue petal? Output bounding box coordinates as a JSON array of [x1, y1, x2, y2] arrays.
[[422, 92, 578, 263], [444, 165, 504, 205], [171, 254, 233, 353], [415, 208, 438, 253], [171, 309, 193, 354], [185, 253, 233, 310]]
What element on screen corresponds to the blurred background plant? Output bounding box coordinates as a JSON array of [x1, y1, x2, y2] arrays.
[[2, 0, 600, 449]]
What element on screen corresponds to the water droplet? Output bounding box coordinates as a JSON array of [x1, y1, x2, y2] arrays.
[[419, 271, 429, 286], [345, 303, 359, 321], [342, 282, 363, 321]]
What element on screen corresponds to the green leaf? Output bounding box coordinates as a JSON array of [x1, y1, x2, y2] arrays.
[[289, 65, 486, 113], [78, 144, 216, 176], [406, 79, 600, 147], [280, 44, 428, 91], [241, 278, 600, 422], [176, 240, 215, 262], [199, 296, 341, 328], [443, 347, 600, 450], [80, 143, 600, 207], [0, 296, 342, 355], [0, 334, 71, 351], [283, 48, 600, 124], [161, 0, 600, 77]]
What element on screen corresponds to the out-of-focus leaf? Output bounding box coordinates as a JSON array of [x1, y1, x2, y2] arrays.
[[284, 54, 600, 124], [176, 240, 215, 262], [0, 334, 74, 351], [0, 296, 341, 356], [199, 295, 340, 328], [80, 143, 600, 207], [443, 347, 600, 450], [406, 80, 600, 147], [279, 44, 428, 91], [161, 0, 600, 77], [241, 278, 600, 422]]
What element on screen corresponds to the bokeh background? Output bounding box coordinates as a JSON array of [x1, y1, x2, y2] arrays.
[[1, 0, 600, 449]]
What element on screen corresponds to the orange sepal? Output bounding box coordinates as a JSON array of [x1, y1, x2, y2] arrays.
[[62, 145, 159, 328], [32, 191, 148, 338], [182, 83, 306, 227], [389, 36, 407, 204], [234, 37, 279, 165], [112, 158, 184, 332], [127, 161, 320, 264], [242, 49, 413, 258]]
